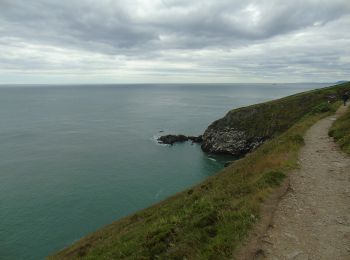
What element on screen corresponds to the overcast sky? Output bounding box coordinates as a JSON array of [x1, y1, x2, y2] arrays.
[[0, 0, 349, 84]]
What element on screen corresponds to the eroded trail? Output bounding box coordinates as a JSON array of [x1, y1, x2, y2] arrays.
[[257, 106, 350, 260]]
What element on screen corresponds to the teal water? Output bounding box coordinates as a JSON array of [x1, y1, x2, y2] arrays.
[[0, 83, 330, 259]]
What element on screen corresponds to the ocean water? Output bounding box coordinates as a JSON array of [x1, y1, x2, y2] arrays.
[[0, 83, 330, 259]]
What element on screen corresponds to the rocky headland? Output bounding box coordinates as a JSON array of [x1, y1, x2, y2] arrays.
[[159, 87, 345, 157]]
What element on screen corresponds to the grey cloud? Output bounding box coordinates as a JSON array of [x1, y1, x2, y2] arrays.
[[0, 1, 157, 54], [1, 0, 349, 54], [0, 0, 349, 83]]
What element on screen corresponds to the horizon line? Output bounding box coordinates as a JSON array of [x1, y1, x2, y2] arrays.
[[0, 81, 345, 86]]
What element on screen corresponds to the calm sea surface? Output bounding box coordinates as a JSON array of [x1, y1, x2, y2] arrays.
[[0, 83, 330, 259]]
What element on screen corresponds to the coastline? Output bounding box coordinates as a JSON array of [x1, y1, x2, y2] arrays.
[[49, 82, 350, 259]]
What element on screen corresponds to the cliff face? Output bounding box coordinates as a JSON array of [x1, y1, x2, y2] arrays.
[[201, 126, 266, 156], [201, 85, 348, 156]]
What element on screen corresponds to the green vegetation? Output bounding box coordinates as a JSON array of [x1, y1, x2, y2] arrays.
[[202, 83, 348, 155], [209, 85, 344, 140], [329, 105, 350, 154], [50, 83, 349, 260]]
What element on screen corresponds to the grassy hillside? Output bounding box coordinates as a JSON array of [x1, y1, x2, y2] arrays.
[[329, 105, 350, 154], [50, 83, 350, 259], [202, 83, 350, 156]]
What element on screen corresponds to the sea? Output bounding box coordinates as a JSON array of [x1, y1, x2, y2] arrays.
[[0, 83, 330, 259]]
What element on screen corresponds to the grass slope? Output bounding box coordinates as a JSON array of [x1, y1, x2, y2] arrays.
[[329, 104, 350, 154], [207, 83, 347, 140], [50, 83, 350, 260]]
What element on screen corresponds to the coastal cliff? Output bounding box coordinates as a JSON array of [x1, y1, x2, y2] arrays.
[[201, 88, 341, 156], [49, 82, 350, 260], [158, 85, 346, 157]]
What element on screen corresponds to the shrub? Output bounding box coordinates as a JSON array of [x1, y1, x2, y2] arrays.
[[310, 102, 334, 114]]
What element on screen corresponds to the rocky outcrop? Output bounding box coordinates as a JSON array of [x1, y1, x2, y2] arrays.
[[158, 134, 202, 145], [201, 86, 347, 156], [200, 103, 278, 156], [188, 135, 203, 143], [201, 127, 266, 156], [157, 84, 349, 156]]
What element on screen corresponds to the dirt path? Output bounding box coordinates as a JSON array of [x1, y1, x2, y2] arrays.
[[256, 105, 350, 260]]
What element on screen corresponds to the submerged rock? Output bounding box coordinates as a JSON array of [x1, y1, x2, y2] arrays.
[[158, 134, 188, 145], [188, 135, 203, 143], [158, 134, 202, 145]]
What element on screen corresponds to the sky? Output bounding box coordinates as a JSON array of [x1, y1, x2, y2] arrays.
[[0, 0, 349, 84]]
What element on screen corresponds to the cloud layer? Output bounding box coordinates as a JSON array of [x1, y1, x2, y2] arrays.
[[0, 0, 349, 83]]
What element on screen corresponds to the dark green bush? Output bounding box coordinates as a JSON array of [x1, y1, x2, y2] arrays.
[[311, 102, 334, 114]]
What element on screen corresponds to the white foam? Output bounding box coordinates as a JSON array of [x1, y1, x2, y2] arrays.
[[151, 135, 169, 146]]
